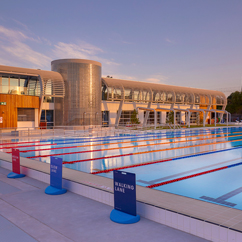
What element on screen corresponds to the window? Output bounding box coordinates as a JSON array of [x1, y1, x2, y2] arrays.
[[114, 88, 122, 100], [107, 87, 112, 99], [142, 91, 147, 101], [167, 93, 173, 102], [102, 111, 109, 127], [101, 83, 107, 100], [153, 92, 160, 102], [184, 93, 192, 104], [144, 111, 161, 124], [1, 76, 9, 94], [195, 94, 200, 104], [40, 110, 54, 128], [119, 110, 133, 125], [133, 90, 140, 101], [17, 108, 35, 121], [176, 93, 182, 103], [124, 89, 132, 100]]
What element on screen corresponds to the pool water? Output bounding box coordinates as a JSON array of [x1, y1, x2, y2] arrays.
[[2, 127, 242, 210]]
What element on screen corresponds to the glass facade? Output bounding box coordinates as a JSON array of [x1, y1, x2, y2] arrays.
[[40, 110, 54, 127], [0, 75, 39, 96], [102, 78, 226, 107]]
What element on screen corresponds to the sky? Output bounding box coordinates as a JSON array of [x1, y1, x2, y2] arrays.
[[0, 0, 242, 96]]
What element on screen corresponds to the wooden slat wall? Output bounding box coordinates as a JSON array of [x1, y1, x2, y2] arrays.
[[0, 94, 39, 128]]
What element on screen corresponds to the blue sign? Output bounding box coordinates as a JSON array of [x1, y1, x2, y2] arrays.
[[50, 157, 63, 189], [113, 170, 136, 216]]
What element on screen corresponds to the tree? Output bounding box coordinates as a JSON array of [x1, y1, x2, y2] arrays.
[[131, 109, 140, 124], [166, 111, 174, 124], [226, 91, 242, 114]]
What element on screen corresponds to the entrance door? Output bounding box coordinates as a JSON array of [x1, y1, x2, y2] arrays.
[[102, 111, 109, 127]]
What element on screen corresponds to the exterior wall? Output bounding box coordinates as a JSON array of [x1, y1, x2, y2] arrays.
[[51, 59, 102, 125], [0, 94, 39, 128], [17, 121, 35, 128], [101, 101, 195, 126]]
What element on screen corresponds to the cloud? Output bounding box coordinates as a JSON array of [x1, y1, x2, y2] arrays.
[[0, 25, 51, 68], [53, 41, 120, 66], [3, 41, 51, 68], [145, 74, 169, 84], [0, 25, 28, 41], [12, 19, 29, 31], [53, 41, 103, 58], [146, 78, 162, 83], [102, 74, 137, 80], [0, 25, 120, 69], [165, 38, 175, 44]]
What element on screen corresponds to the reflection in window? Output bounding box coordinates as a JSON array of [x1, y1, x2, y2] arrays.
[[167, 93, 173, 102], [44, 96, 53, 103], [10, 77, 18, 86], [184, 93, 192, 103], [44, 79, 52, 95], [143, 91, 147, 101], [2, 76, 9, 86], [101, 82, 107, 100], [176, 93, 182, 103], [108, 87, 112, 99], [20, 78, 26, 87], [195, 94, 200, 104], [124, 89, 132, 100], [133, 90, 140, 101], [114, 88, 122, 100], [154, 92, 160, 102]]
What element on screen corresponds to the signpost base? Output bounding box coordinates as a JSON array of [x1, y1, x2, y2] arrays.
[[7, 172, 25, 179], [110, 209, 140, 224], [45, 185, 67, 195]]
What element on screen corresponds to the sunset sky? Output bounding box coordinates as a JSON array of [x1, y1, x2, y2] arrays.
[[0, 0, 242, 96]]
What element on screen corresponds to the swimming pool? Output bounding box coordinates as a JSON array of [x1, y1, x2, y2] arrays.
[[2, 127, 242, 210]]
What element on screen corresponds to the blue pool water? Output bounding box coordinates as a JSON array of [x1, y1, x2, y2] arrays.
[[2, 127, 242, 210]]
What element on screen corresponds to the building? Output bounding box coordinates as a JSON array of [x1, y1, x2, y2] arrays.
[[0, 59, 227, 129]]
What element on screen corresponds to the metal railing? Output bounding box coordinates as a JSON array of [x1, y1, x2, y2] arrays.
[[0, 124, 176, 140]]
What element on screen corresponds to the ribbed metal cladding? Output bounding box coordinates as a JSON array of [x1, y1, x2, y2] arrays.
[[51, 59, 102, 125]]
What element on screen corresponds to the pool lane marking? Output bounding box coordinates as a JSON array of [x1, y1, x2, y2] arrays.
[[0, 128, 235, 146], [146, 160, 242, 189], [62, 138, 242, 165], [90, 145, 242, 174], [12, 132, 226, 152], [17, 132, 235, 154], [138, 157, 242, 185], [1, 129, 231, 149], [0, 143, 58, 150], [0, 140, 42, 146], [26, 133, 242, 159], [0, 131, 190, 146], [200, 187, 242, 207]]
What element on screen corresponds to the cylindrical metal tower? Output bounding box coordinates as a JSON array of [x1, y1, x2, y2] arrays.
[[51, 59, 102, 125]]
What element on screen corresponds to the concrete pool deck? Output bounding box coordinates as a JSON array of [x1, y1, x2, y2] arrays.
[[1, 152, 242, 242], [0, 167, 208, 242]]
